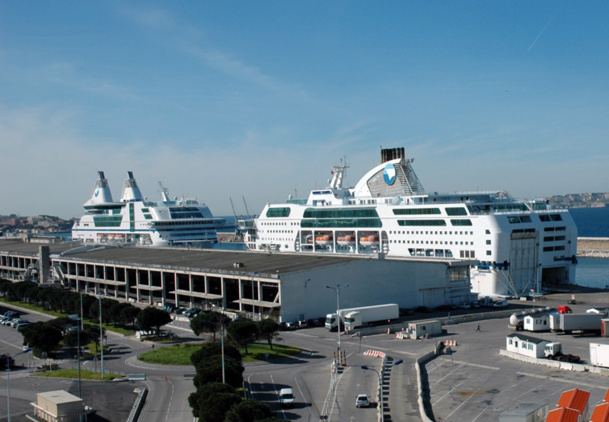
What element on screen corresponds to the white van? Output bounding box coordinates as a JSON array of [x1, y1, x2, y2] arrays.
[[278, 388, 295, 407]]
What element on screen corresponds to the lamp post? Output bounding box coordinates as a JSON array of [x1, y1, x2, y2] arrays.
[[6, 348, 32, 422], [99, 295, 104, 379], [325, 284, 348, 350]]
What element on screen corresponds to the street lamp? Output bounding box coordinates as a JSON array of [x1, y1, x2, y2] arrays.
[[325, 284, 348, 350], [6, 347, 32, 422]]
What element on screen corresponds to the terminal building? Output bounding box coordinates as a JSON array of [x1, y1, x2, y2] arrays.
[[0, 238, 474, 322]]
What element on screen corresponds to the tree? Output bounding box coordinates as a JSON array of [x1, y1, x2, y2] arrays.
[[63, 328, 91, 349], [187, 382, 241, 422], [257, 319, 281, 350], [21, 322, 63, 358], [120, 305, 141, 327], [193, 355, 244, 389], [190, 342, 242, 368], [136, 307, 172, 335], [190, 311, 230, 340], [227, 319, 258, 355], [83, 323, 105, 353], [224, 400, 275, 422]]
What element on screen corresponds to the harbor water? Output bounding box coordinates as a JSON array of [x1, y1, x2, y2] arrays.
[[567, 207, 609, 289]]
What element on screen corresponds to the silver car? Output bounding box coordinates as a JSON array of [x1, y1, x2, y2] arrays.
[[355, 394, 370, 408]]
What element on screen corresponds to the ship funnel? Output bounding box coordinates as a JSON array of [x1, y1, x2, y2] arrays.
[[120, 171, 143, 202], [381, 147, 405, 163], [83, 171, 115, 208]]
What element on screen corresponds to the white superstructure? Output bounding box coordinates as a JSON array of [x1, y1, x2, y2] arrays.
[[243, 147, 578, 297], [72, 171, 224, 247]]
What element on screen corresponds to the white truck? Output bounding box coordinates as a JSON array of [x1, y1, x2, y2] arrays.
[[590, 343, 609, 367], [325, 304, 399, 331], [549, 312, 605, 335], [342, 304, 399, 331], [544, 342, 580, 363]]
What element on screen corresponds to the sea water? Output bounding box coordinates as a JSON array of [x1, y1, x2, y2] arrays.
[[569, 207, 609, 288]]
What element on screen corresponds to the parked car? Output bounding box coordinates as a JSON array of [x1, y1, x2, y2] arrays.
[[10, 318, 27, 328], [16, 321, 31, 332], [356, 394, 370, 408], [280, 321, 299, 331], [493, 300, 509, 308]]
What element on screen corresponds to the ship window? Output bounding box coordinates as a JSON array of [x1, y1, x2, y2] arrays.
[[397, 220, 446, 226], [507, 216, 520, 224], [519, 216, 532, 223], [539, 215, 551, 222], [393, 208, 441, 215], [551, 214, 562, 221], [486, 240, 491, 245], [446, 207, 468, 216], [451, 219, 472, 226], [266, 207, 291, 218], [486, 250, 492, 256]]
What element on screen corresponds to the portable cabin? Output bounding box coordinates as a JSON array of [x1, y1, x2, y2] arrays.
[[523, 314, 552, 332], [506, 333, 550, 358], [408, 320, 442, 340], [31, 390, 86, 422], [498, 402, 549, 422]]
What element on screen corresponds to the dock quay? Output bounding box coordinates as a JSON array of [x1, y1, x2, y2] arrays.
[[577, 237, 609, 258]]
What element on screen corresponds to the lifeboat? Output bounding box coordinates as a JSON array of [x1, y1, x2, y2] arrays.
[[315, 234, 334, 246], [359, 234, 379, 246], [337, 234, 355, 246]]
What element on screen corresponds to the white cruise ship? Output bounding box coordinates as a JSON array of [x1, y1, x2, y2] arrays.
[[243, 148, 578, 297], [72, 171, 224, 247]]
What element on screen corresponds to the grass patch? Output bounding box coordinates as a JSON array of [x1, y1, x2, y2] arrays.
[[241, 343, 300, 362], [137, 342, 301, 366], [138, 343, 204, 365], [33, 368, 123, 381]]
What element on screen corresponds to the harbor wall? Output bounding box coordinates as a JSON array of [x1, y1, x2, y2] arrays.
[[577, 237, 609, 258]]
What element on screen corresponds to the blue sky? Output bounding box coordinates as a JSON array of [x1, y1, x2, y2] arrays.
[[1, 1, 608, 219]]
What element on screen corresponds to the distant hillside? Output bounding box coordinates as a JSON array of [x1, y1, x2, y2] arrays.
[[546, 192, 609, 209]]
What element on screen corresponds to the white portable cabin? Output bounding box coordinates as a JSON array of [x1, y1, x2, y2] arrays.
[[506, 333, 550, 358], [498, 402, 549, 422], [408, 320, 442, 340], [523, 314, 552, 332]]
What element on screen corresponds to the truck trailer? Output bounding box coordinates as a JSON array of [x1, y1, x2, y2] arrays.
[[590, 343, 609, 367], [325, 304, 399, 331], [549, 312, 605, 335], [343, 304, 399, 331]]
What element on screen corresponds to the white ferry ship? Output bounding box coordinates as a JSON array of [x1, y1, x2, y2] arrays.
[[72, 171, 224, 247], [243, 147, 578, 297]]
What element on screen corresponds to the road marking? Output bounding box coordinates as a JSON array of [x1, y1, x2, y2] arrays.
[[516, 371, 603, 389], [165, 378, 175, 422], [431, 377, 469, 406], [437, 357, 500, 370], [444, 387, 480, 420]]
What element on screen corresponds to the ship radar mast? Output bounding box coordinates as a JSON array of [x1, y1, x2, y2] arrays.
[[329, 158, 348, 190], [159, 182, 170, 202]]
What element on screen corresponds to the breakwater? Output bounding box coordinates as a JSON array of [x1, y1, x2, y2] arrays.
[[577, 237, 609, 258]]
